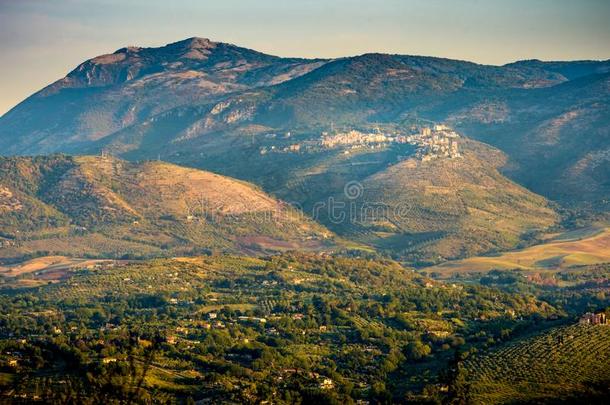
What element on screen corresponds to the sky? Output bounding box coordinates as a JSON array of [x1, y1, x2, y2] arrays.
[[0, 0, 609, 115]]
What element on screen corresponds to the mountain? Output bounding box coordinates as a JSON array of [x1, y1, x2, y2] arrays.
[[0, 38, 608, 257], [241, 53, 569, 125], [0, 155, 333, 262], [86, 52, 577, 156], [0, 37, 326, 155], [193, 56, 609, 207], [447, 71, 610, 206]]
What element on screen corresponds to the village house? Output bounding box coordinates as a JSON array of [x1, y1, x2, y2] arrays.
[[579, 312, 608, 325], [319, 378, 335, 390], [238, 316, 267, 324]]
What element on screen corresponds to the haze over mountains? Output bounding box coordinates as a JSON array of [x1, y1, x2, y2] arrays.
[[0, 37, 608, 262]]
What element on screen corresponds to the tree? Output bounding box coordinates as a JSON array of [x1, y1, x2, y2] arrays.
[[405, 340, 432, 361], [441, 351, 471, 405]]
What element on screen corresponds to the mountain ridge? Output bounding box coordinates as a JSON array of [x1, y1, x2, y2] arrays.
[[0, 37, 329, 154], [0, 37, 608, 215]]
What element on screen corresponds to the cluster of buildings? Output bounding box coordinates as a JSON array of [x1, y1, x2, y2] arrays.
[[327, 124, 464, 162], [579, 312, 608, 325], [406, 124, 462, 161], [258, 123, 462, 161], [320, 130, 390, 148]]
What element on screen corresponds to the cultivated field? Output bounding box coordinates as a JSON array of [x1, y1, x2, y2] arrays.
[[423, 226, 610, 277], [465, 323, 610, 404]]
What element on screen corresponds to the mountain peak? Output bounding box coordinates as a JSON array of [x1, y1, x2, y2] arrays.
[[163, 37, 217, 60], [114, 46, 142, 55], [169, 37, 216, 49]]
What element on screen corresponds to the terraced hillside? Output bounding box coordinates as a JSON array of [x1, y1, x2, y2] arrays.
[[0, 155, 333, 262], [464, 323, 610, 404]]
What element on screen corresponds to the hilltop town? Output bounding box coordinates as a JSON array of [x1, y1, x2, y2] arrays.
[[409, 124, 462, 161], [259, 124, 462, 161]]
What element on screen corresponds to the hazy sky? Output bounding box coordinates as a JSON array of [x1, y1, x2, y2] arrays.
[[1, 0, 609, 115]]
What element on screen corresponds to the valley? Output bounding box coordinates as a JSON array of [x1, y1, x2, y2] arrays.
[[0, 253, 608, 403]]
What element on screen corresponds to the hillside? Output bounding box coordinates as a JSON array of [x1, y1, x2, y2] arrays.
[[464, 323, 610, 404], [450, 71, 610, 207], [1, 39, 608, 207], [0, 155, 333, 262], [0, 136, 560, 264], [325, 139, 558, 263], [250, 53, 569, 126], [93, 119, 559, 262]]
